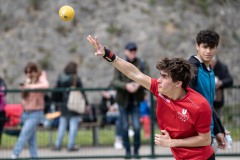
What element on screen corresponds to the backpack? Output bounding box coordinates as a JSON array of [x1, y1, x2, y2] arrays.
[[67, 75, 86, 114], [67, 89, 86, 114]]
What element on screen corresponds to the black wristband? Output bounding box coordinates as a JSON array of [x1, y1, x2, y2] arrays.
[[103, 47, 116, 62]]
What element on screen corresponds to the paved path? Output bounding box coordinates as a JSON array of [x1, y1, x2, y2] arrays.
[[1, 143, 239, 159]]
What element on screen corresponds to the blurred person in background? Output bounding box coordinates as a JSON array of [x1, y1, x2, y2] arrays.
[[11, 62, 49, 159], [111, 42, 149, 159], [210, 56, 233, 117], [139, 91, 151, 139], [100, 86, 123, 150], [0, 77, 7, 145], [52, 61, 88, 151]]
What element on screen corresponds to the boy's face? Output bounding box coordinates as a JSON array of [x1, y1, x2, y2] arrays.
[[196, 43, 217, 65], [157, 70, 179, 97]]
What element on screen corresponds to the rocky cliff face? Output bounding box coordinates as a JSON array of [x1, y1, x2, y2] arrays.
[[0, 0, 239, 102]]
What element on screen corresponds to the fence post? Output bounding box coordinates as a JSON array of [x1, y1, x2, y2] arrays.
[[150, 93, 155, 158]]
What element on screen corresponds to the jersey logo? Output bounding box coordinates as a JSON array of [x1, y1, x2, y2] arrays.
[[177, 109, 189, 122], [182, 109, 187, 115]]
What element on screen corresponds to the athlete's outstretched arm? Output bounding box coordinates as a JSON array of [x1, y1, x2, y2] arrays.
[[87, 35, 151, 90]]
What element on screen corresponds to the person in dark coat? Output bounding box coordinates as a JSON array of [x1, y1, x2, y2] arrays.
[[52, 61, 88, 151], [211, 56, 233, 117], [111, 42, 149, 158], [0, 77, 7, 145]]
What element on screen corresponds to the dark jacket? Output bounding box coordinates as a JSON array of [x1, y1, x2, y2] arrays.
[[0, 78, 7, 112], [52, 73, 88, 117], [100, 94, 115, 115], [188, 56, 225, 137], [100, 91, 115, 126], [112, 57, 149, 107], [0, 77, 7, 142], [213, 59, 233, 108], [189, 56, 215, 106]]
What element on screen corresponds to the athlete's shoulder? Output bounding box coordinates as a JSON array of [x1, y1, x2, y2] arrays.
[[150, 78, 158, 96], [187, 87, 206, 100], [186, 87, 210, 108]]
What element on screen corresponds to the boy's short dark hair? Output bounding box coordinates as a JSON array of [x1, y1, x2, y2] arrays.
[[196, 30, 220, 48], [156, 58, 194, 90]]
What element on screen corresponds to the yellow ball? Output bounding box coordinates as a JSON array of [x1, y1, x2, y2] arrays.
[[59, 5, 75, 21]]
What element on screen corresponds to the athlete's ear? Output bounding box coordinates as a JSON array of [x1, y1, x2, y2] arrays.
[[175, 81, 182, 88]]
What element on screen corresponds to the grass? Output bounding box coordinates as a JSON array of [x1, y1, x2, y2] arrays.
[[227, 128, 240, 140], [1, 126, 152, 149], [222, 104, 240, 140], [2, 122, 240, 149]]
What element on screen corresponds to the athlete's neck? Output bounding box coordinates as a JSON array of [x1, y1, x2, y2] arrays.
[[168, 89, 187, 101]]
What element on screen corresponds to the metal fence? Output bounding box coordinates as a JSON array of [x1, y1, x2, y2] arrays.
[[0, 86, 240, 159]]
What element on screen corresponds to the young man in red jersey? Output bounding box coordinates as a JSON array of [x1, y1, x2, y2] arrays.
[[87, 35, 215, 160]]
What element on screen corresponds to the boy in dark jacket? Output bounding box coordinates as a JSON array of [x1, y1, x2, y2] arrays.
[[188, 29, 226, 152]]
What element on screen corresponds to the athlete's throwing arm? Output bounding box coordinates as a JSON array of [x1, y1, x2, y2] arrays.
[[87, 35, 151, 90]]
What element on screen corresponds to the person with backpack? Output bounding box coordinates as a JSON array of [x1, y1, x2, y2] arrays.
[[111, 42, 149, 158], [52, 61, 88, 152], [0, 77, 7, 145]]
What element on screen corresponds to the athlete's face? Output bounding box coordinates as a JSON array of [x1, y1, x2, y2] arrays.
[[157, 71, 177, 97], [196, 43, 217, 66]]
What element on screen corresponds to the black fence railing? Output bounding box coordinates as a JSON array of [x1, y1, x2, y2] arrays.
[[0, 86, 240, 159]]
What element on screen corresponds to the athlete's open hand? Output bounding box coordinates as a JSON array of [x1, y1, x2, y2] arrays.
[[87, 35, 105, 56]]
